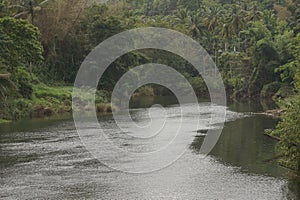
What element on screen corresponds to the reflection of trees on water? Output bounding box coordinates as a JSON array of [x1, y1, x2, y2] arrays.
[[191, 116, 284, 176], [281, 179, 300, 200], [190, 108, 300, 199]]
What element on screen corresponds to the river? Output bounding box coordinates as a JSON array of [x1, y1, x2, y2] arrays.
[[0, 97, 298, 199]]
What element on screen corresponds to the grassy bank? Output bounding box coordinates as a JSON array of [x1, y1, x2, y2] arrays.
[[0, 119, 12, 124], [0, 83, 112, 122]]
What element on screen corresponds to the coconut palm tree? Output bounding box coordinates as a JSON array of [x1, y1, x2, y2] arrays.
[[228, 5, 246, 51], [204, 6, 223, 32], [221, 23, 232, 52], [175, 8, 205, 38], [13, 0, 50, 24], [246, 4, 263, 22], [228, 5, 245, 36], [263, 10, 277, 30], [177, 0, 202, 11]]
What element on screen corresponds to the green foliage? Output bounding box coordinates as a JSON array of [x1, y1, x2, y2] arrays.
[[44, 34, 87, 83], [274, 84, 295, 99], [137, 86, 155, 96], [0, 16, 44, 102], [2, 0, 295, 102], [33, 84, 73, 101], [0, 0, 299, 121], [0, 17, 43, 71], [189, 77, 208, 96], [275, 32, 300, 84], [12, 68, 33, 99], [260, 82, 282, 99], [7, 98, 33, 120], [177, 0, 202, 11], [276, 61, 299, 83], [0, 74, 16, 100], [87, 15, 126, 45], [0, 118, 11, 124], [95, 90, 109, 104], [287, 0, 300, 33], [271, 70, 300, 174], [271, 96, 300, 171]]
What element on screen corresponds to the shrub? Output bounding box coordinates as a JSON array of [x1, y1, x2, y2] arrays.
[[189, 77, 209, 97], [12, 68, 33, 99], [7, 99, 33, 120], [137, 86, 155, 97], [260, 82, 282, 99]]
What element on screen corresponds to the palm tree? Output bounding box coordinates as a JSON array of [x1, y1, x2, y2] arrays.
[[228, 5, 245, 36], [13, 0, 50, 24], [228, 5, 246, 51], [189, 13, 202, 38], [263, 10, 277, 30], [177, 0, 202, 11], [220, 23, 232, 52], [175, 9, 205, 38], [204, 6, 223, 32], [246, 4, 263, 22]]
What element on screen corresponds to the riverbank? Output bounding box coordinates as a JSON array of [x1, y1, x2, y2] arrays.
[[0, 83, 113, 123], [0, 83, 283, 124]]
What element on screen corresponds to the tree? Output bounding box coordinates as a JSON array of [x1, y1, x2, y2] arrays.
[[0, 74, 15, 100], [204, 6, 223, 32], [263, 10, 277, 32], [177, 0, 202, 11], [245, 4, 263, 22], [226, 5, 246, 52], [228, 5, 245, 36], [0, 0, 51, 24], [220, 23, 231, 51], [287, 0, 300, 33], [270, 70, 300, 174], [0, 17, 43, 72]]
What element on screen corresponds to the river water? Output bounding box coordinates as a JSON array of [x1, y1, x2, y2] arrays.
[[0, 97, 298, 199]]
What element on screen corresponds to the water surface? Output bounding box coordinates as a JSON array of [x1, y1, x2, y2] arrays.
[[0, 98, 296, 199]]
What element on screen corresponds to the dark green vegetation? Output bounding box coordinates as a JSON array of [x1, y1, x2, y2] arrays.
[[269, 70, 300, 175], [0, 0, 299, 175]]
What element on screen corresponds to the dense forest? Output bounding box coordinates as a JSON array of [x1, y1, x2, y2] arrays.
[[0, 0, 299, 174]]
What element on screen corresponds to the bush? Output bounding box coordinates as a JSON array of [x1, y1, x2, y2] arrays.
[[260, 82, 282, 99], [189, 77, 209, 97], [0, 17, 43, 70], [271, 94, 300, 172], [137, 86, 155, 96], [7, 98, 33, 120], [274, 85, 295, 100], [11, 68, 33, 99]]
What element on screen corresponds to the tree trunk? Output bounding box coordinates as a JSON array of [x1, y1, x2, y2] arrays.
[[29, 0, 34, 24]]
